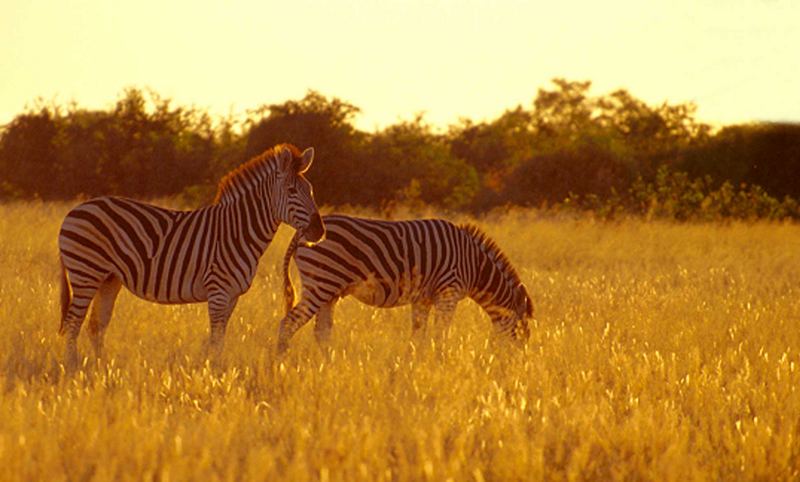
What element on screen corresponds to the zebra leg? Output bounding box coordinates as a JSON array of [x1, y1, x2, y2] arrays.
[[433, 290, 461, 326], [206, 293, 239, 360], [277, 297, 319, 354], [432, 289, 462, 339], [411, 302, 432, 335], [314, 300, 336, 346], [62, 283, 101, 372], [87, 276, 122, 359]]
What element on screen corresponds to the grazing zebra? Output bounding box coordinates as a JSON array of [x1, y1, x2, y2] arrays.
[[58, 143, 325, 370], [277, 215, 532, 352]]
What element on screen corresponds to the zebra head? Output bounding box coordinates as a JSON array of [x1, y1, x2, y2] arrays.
[[274, 145, 326, 244], [492, 282, 532, 344]]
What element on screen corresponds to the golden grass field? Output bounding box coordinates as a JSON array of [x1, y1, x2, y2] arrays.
[[0, 201, 799, 481]]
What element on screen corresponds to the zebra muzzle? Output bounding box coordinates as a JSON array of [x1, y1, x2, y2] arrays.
[[303, 213, 326, 244]]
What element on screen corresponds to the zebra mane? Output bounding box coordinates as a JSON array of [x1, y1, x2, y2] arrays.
[[213, 143, 302, 204], [459, 223, 523, 288]]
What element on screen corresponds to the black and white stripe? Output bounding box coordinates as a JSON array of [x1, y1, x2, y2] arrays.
[[277, 214, 532, 352], [58, 144, 325, 369]]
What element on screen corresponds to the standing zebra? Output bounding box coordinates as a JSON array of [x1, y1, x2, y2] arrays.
[[277, 215, 532, 352], [58, 144, 325, 370]]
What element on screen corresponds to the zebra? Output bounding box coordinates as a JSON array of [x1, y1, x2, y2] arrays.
[[58, 143, 325, 370], [276, 214, 532, 352]]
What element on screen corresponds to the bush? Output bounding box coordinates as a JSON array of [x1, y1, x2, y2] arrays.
[[568, 166, 800, 221], [504, 137, 629, 207], [1, 83, 798, 221]]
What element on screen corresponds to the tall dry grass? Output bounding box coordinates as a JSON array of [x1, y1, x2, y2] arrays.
[[0, 201, 798, 481]]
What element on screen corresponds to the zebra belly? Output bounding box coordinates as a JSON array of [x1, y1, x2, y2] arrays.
[[344, 273, 422, 308], [132, 287, 208, 304], [126, 260, 209, 304], [346, 279, 399, 307]]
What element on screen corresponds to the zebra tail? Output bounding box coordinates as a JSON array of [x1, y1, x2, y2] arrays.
[[59, 255, 71, 336], [283, 232, 300, 315]]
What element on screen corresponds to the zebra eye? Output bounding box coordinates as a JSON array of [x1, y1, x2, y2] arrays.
[[287, 185, 298, 195]]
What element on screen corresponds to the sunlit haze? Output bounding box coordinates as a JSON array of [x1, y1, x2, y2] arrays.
[[2, 0, 798, 130]]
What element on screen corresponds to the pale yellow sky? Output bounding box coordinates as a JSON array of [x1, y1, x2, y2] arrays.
[[1, 0, 798, 131]]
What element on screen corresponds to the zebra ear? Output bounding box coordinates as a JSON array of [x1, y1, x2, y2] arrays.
[[295, 147, 314, 174], [277, 146, 293, 172]]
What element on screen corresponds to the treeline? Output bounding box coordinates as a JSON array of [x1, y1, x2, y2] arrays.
[[1, 80, 799, 220]]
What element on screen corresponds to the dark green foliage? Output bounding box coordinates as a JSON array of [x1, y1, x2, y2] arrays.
[[241, 91, 368, 206], [0, 108, 60, 198], [0, 88, 217, 200], [505, 138, 629, 206], [679, 123, 800, 199], [363, 116, 479, 209], [570, 166, 800, 221], [241, 93, 477, 209], [0, 81, 797, 220]]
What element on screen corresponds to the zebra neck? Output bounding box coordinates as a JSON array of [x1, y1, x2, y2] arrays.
[[468, 258, 513, 314], [214, 190, 279, 254], [471, 284, 515, 320]]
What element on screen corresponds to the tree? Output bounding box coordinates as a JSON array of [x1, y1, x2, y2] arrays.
[[0, 107, 60, 198], [107, 88, 214, 197], [448, 108, 535, 207], [504, 138, 628, 206], [242, 90, 366, 206], [0, 88, 218, 200], [595, 89, 710, 176], [531, 79, 596, 143], [369, 115, 479, 209], [679, 123, 800, 199]]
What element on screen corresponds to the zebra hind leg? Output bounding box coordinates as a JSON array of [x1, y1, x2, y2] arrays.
[[314, 301, 336, 347], [87, 276, 122, 360], [277, 297, 320, 354], [62, 281, 102, 372]]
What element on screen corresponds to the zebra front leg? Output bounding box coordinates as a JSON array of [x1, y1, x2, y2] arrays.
[[206, 293, 239, 361], [87, 276, 122, 360], [411, 302, 432, 335], [433, 291, 460, 326], [432, 289, 462, 339], [277, 298, 318, 354], [314, 301, 336, 347]]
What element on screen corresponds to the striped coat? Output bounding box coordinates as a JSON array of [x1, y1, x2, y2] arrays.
[[277, 214, 532, 352], [58, 144, 325, 369]]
